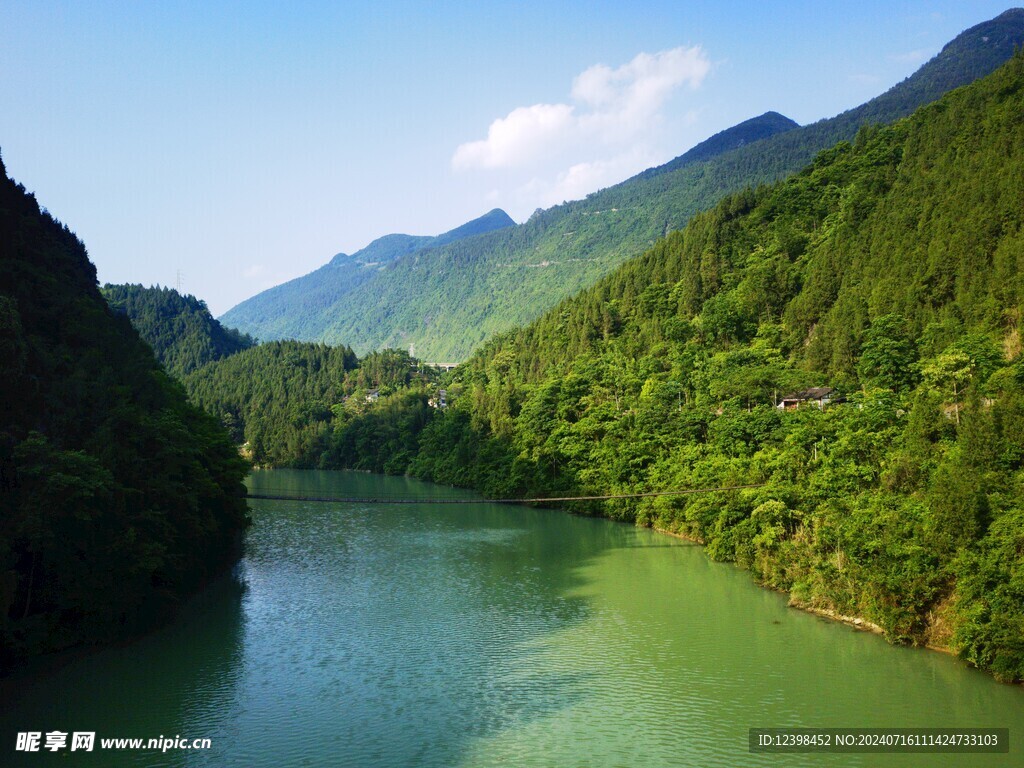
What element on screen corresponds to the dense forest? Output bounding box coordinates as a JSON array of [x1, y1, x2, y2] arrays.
[[216, 51, 1024, 681], [102, 283, 255, 378], [221, 9, 1024, 361], [97, 283, 444, 470], [0, 156, 251, 670], [182, 344, 439, 469]]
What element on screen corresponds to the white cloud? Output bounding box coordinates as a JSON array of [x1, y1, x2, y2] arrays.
[[451, 46, 711, 177], [547, 160, 616, 204], [540, 147, 659, 207], [573, 47, 710, 139], [452, 103, 575, 170]]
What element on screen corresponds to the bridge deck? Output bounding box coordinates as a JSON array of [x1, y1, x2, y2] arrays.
[[245, 484, 764, 505]]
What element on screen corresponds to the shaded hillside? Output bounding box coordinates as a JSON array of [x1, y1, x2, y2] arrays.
[[220, 208, 515, 342], [0, 156, 250, 669], [290, 8, 1024, 360], [102, 283, 255, 378], [324, 52, 1024, 681]]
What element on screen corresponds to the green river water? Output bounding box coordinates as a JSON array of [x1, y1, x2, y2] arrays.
[[2, 469, 1022, 766]]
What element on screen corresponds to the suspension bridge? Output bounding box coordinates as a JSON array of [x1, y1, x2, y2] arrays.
[[244, 483, 765, 505]]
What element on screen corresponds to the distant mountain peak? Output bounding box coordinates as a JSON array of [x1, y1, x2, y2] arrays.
[[483, 208, 515, 221], [434, 208, 515, 245], [326, 210, 516, 269], [639, 111, 799, 180], [962, 7, 1024, 39], [220, 208, 516, 336]]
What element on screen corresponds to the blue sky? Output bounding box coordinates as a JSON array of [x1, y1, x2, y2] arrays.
[[0, 1, 1017, 315]]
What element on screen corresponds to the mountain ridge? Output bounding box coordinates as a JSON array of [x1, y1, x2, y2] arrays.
[[237, 9, 1024, 359], [224, 111, 801, 350], [225, 8, 1024, 361], [329, 208, 516, 267], [220, 208, 515, 340], [636, 111, 799, 180]]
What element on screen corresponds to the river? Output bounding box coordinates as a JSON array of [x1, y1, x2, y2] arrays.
[[2, 469, 1021, 766]]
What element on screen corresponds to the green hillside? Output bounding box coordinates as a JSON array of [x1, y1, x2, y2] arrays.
[[182, 342, 439, 469], [636, 111, 798, 178], [227, 111, 800, 358], [102, 283, 255, 378], [320, 51, 1024, 681], [219, 208, 515, 342], [271, 8, 1024, 361], [0, 157, 250, 668]]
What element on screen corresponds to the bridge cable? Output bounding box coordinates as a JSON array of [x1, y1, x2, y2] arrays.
[[245, 482, 765, 505]]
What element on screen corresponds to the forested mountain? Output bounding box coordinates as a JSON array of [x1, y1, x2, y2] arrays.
[[635, 111, 798, 178], [219, 208, 515, 343], [0, 156, 250, 669], [102, 283, 255, 378], [182, 343, 438, 469], [224, 111, 800, 357], [226, 8, 1024, 362], [309, 51, 1024, 681]]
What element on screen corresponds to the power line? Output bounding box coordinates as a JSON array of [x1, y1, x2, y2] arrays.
[[245, 483, 765, 505]]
